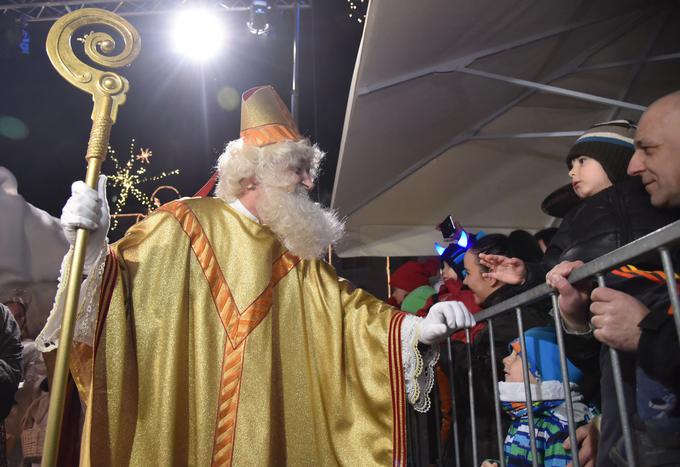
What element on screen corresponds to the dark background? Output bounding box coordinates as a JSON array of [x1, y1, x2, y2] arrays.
[[0, 2, 362, 217], [1, 2, 410, 299]]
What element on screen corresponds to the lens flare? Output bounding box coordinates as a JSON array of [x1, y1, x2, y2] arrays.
[[217, 86, 240, 111], [0, 116, 29, 140]]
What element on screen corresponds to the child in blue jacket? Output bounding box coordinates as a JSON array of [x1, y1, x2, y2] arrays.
[[482, 326, 598, 467]]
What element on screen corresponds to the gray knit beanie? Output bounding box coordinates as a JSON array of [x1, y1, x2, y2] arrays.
[[566, 119, 637, 184]]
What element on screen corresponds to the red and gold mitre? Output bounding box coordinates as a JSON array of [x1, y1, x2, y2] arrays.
[[240, 86, 301, 147]]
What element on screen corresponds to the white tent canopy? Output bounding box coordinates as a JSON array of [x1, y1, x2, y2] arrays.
[[331, 0, 680, 257]]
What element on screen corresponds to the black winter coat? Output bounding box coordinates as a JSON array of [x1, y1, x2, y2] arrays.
[[527, 178, 677, 280], [524, 178, 677, 467]]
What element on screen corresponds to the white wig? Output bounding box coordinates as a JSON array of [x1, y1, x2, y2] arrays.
[[215, 138, 324, 201]]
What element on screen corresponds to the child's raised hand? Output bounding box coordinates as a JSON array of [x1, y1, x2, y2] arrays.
[[479, 253, 526, 285]]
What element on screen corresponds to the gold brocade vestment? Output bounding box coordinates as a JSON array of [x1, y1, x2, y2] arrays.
[[73, 197, 408, 466]]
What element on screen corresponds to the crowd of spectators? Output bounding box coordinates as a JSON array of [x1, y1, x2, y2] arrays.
[[390, 91, 680, 466], [2, 90, 679, 466]]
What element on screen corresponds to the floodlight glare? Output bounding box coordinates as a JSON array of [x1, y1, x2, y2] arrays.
[[171, 9, 226, 61]]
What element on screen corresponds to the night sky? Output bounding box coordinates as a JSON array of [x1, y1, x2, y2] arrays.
[[1, 2, 363, 232]]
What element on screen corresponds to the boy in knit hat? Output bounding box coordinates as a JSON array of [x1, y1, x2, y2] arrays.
[[482, 327, 598, 467], [480, 120, 676, 466], [565, 120, 639, 199], [481, 119, 643, 276]]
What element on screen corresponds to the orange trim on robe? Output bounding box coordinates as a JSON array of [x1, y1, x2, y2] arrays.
[[82, 197, 406, 466], [158, 201, 301, 465]]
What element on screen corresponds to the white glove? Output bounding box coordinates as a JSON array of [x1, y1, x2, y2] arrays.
[[418, 301, 476, 345], [61, 175, 110, 272]]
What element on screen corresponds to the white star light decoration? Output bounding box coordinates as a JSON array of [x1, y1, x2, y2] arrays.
[[347, 0, 368, 23], [136, 147, 153, 163], [105, 139, 180, 230]]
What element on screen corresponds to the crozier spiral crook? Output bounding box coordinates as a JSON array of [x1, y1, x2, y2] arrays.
[[46, 8, 141, 123]]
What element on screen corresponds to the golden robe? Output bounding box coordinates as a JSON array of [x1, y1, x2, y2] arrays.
[[72, 197, 408, 466]]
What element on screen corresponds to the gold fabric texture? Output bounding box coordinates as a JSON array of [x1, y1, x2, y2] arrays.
[[77, 197, 405, 466]]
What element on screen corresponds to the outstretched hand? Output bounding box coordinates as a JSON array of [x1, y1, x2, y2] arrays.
[[418, 301, 476, 345], [479, 254, 526, 285]]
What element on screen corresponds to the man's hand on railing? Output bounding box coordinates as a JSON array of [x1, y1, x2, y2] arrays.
[[563, 419, 599, 467], [546, 261, 592, 333], [479, 254, 526, 285], [417, 301, 476, 345], [590, 287, 650, 351]]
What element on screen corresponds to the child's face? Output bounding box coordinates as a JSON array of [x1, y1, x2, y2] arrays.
[[442, 262, 458, 281], [568, 155, 612, 198], [462, 251, 495, 305], [502, 349, 537, 383]]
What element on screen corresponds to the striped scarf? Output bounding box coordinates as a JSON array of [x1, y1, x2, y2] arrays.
[[499, 382, 598, 466]]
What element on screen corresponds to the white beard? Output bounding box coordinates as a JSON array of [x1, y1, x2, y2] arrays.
[[255, 185, 345, 260]]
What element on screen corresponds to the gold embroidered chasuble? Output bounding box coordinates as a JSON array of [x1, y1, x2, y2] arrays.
[[75, 197, 407, 466]]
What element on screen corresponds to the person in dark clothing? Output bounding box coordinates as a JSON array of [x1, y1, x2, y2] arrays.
[[534, 227, 559, 254], [553, 92, 680, 466], [0, 303, 22, 467], [480, 120, 677, 466], [449, 233, 551, 465]]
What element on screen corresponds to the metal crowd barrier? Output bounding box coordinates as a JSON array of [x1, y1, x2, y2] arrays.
[[407, 219, 680, 467]]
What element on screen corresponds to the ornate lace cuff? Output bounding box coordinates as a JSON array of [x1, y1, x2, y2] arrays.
[[36, 243, 108, 352], [401, 315, 440, 413]]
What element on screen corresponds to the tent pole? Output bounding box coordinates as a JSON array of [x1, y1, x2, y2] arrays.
[[470, 131, 583, 140], [607, 8, 673, 120], [456, 67, 647, 112]]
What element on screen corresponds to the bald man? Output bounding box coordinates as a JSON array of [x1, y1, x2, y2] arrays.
[[550, 91, 680, 466], [590, 91, 680, 380]]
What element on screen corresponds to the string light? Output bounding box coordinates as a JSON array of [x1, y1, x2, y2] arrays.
[[346, 0, 368, 24], [105, 138, 180, 230]]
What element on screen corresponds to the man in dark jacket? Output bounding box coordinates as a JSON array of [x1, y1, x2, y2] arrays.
[[0, 303, 22, 467], [549, 92, 680, 466], [481, 119, 677, 466]]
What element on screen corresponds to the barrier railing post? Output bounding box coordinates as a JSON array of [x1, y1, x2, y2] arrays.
[[596, 273, 638, 466], [487, 320, 506, 467], [432, 377, 443, 467], [515, 307, 539, 467], [465, 328, 479, 467], [445, 339, 462, 467], [414, 222, 680, 465], [550, 293, 581, 467]]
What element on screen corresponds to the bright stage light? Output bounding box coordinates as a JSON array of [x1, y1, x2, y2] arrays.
[[171, 9, 226, 61]]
